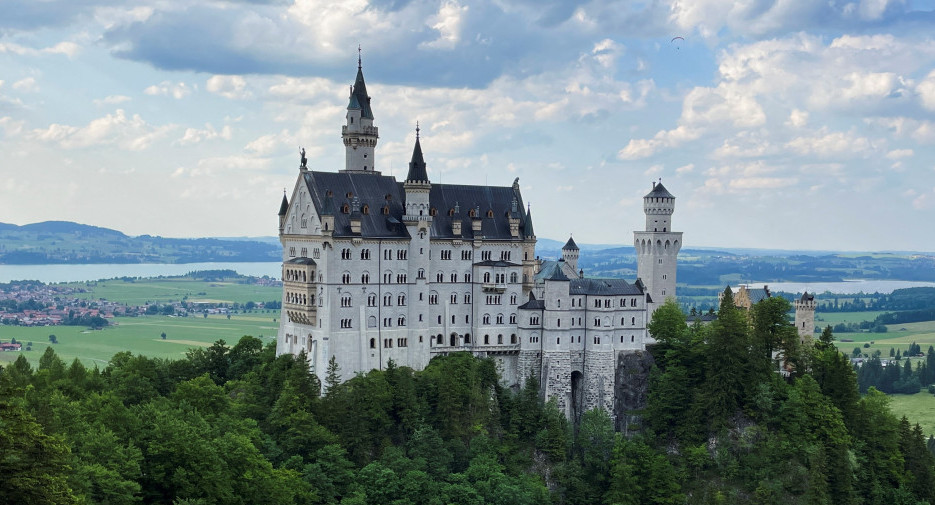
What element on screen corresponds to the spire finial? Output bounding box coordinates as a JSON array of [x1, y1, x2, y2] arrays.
[[415, 121, 420, 139], [358, 44, 362, 69]]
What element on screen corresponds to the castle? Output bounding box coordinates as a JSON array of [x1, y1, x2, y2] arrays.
[[275, 58, 680, 419]]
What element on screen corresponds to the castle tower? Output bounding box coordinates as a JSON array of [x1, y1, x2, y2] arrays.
[[342, 53, 379, 173], [633, 181, 682, 313], [794, 292, 817, 344], [562, 236, 579, 273]]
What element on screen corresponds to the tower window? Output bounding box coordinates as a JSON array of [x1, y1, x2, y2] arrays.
[[430, 207, 437, 216], [362, 205, 369, 215], [383, 205, 389, 215], [486, 210, 494, 218]]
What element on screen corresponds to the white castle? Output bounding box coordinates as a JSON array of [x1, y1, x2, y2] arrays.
[[276, 58, 681, 419]]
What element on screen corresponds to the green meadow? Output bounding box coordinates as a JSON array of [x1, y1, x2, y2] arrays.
[[64, 277, 281, 306], [889, 390, 935, 438], [0, 314, 278, 368]]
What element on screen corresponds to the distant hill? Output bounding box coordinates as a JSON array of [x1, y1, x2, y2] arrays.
[[0, 221, 279, 264]]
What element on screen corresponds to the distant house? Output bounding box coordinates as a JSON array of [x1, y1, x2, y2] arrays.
[[0, 342, 22, 351]]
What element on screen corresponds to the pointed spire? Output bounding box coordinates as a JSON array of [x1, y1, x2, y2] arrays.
[[523, 204, 535, 237], [405, 123, 429, 183], [278, 190, 289, 216], [563, 235, 579, 251], [348, 49, 373, 119]]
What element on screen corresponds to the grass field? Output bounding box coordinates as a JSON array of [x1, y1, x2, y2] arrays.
[[889, 390, 935, 438], [833, 319, 935, 358], [0, 314, 278, 368], [63, 277, 281, 306]]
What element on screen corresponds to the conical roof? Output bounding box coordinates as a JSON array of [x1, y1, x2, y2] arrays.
[[348, 66, 374, 119], [278, 194, 289, 216], [523, 207, 535, 237], [563, 236, 579, 251], [406, 136, 428, 182], [645, 182, 674, 199]]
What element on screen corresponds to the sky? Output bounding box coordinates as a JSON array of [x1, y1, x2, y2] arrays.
[[2, 0, 935, 252]]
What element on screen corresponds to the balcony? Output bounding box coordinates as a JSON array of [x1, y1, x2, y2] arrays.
[[481, 283, 506, 293]]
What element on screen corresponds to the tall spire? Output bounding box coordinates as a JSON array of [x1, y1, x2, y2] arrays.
[[349, 48, 373, 119], [406, 123, 428, 183]]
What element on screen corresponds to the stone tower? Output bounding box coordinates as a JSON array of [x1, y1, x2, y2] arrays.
[[633, 181, 682, 314], [794, 292, 816, 343], [561, 236, 579, 273], [342, 54, 379, 173]]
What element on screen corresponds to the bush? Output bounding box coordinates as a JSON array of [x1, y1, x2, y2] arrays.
[[863, 343, 871, 348], [928, 385, 935, 395]]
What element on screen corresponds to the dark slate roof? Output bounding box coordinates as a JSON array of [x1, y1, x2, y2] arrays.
[[285, 257, 316, 265], [570, 278, 644, 296], [546, 267, 570, 281], [518, 292, 545, 310], [428, 183, 530, 240], [535, 261, 569, 283], [304, 171, 409, 238], [748, 286, 771, 304], [278, 194, 289, 216], [303, 171, 529, 240], [473, 260, 521, 267], [645, 182, 674, 199], [563, 236, 579, 251], [350, 66, 374, 119], [406, 137, 428, 182], [800, 291, 814, 301]]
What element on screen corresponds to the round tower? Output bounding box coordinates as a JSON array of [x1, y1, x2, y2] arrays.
[[794, 292, 817, 344], [342, 53, 379, 173], [633, 181, 682, 314]]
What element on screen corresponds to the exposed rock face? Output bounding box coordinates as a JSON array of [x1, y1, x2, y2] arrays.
[[613, 350, 655, 434]]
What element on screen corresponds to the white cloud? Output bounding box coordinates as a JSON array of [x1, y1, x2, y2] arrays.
[[675, 163, 694, 174], [886, 148, 913, 159], [787, 109, 808, 127], [618, 126, 700, 160], [177, 123, 233, 146], [644, 164, 663, 177], [93, 95, 132, 106], [12, 78, 38, 93], [420, 1, 468, 50], [206, 75, 251, 100], [786, 130, 875, 157], [0, 41, 79, 58], [28, 109, 175, 150], [917, 70, 935, 111], [144, 81, 192, 99], [245, 130, 295, 156]]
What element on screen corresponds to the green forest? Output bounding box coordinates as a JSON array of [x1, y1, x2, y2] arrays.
[[2, 290, 934, 505]]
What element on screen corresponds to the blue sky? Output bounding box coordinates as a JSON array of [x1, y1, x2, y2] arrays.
[[2, 0, 935, 252]]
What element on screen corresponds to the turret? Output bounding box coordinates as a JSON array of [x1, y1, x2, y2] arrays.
[[278, 191, 289, 233], [794, 292, 817, 344], [643, 181, 675, 232], [561, 236, 579, 272], [403, 125, 431, 225], [342, 53, 379, 173]]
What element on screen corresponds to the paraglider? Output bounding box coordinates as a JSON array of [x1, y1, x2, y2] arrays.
[[671, 36, 684, 50]]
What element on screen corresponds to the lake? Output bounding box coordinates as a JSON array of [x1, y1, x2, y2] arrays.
[[749, 280, 935, 295], [0, 262, 283, 283]]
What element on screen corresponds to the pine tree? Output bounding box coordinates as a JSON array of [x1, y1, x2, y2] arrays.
[[324, 355, 342, 397], [702, 287, 751, 431]]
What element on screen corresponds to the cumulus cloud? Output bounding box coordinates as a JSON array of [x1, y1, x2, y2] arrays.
[[11, 77, 38, 92], [0, 41, 79, 58], [177, 123, 233, 146], [786, 130, 875, 157], [28, 109, 175, 150], [618, 126, 700, 160], [206, 75, 251, 99], [143, 81, 192, 99], [93, 95, 131, 106], [420, 1, 468, 50]]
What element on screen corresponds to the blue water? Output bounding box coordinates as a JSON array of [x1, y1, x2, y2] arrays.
[[0, 262, 282, 283]]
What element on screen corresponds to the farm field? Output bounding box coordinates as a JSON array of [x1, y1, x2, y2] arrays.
[[833, 319, 935, 357], [0, 314, 278, 368], [64, 277, 281, 306], [889, 390, 935, 438]]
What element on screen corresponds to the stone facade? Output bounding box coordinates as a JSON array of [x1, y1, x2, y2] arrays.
[[794, 292, 817, 343], [276, 59, 681, 421]]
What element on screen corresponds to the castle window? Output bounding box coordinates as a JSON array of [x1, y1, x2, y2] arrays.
[[360, 249, 371, 260], [362, 205, 369, 215], [367, 294, 376, 306], [383, 205, 389, 215], [429, 294, 438, 305], [450, 273, 457, 282], [632, 317, 636, 325], [484, 335, 490, 344], [465, 273, 471, 282], [631, 335, 635, 342], [370, 338, 375, 348], [481, 251, 491, 261], [465, 315, 470, 323], [509, 314, 516, 324], [511, 334, 517, 344], [449, 208, 455, 216], [486, 210, 494, 218], [438, 315, 442, 324], [464, 293, 471, 304], [451, 315, 456, 323], [436, 272, 444, 282], [398, 317, 406, 326], [450, 293, 458, 304], [510, 294, 517, 305], [556, 337, 560, 345], [341, 294, 352, 307], [383, 294, 392, 306], [496, 314, 503, 324], [631, 298, 637, 307], [346, 192, 353, 198], [398, 294, 406, 306], [497, 334, 503, 344], [342, 273, 350, 284], [510, 272, 518, 283], [341, 204, 350, 214], [430, 207, 437, 216], [483, 272, 491, 283], [468, 209, 476, 218], [464, 333, 471, 344], [417, 268, 425, 279], [483, 314, 490, 324]]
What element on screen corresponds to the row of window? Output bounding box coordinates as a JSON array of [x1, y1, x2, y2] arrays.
[[481, 314, 517, 325], [547, 316, 639, 327], [287, 246, 320, 259], [286, 292, 313, 306], [283, 268, 312, 282]]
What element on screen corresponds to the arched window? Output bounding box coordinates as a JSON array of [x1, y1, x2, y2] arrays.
[[468, 209, 476, 218], [430, 207, 438, 216], [341, 204, 350, 214], [382, 205, 390, 215], [486, 209, 494, 218], [362, 204, 369, 215], [510, 334, 517, 344]]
